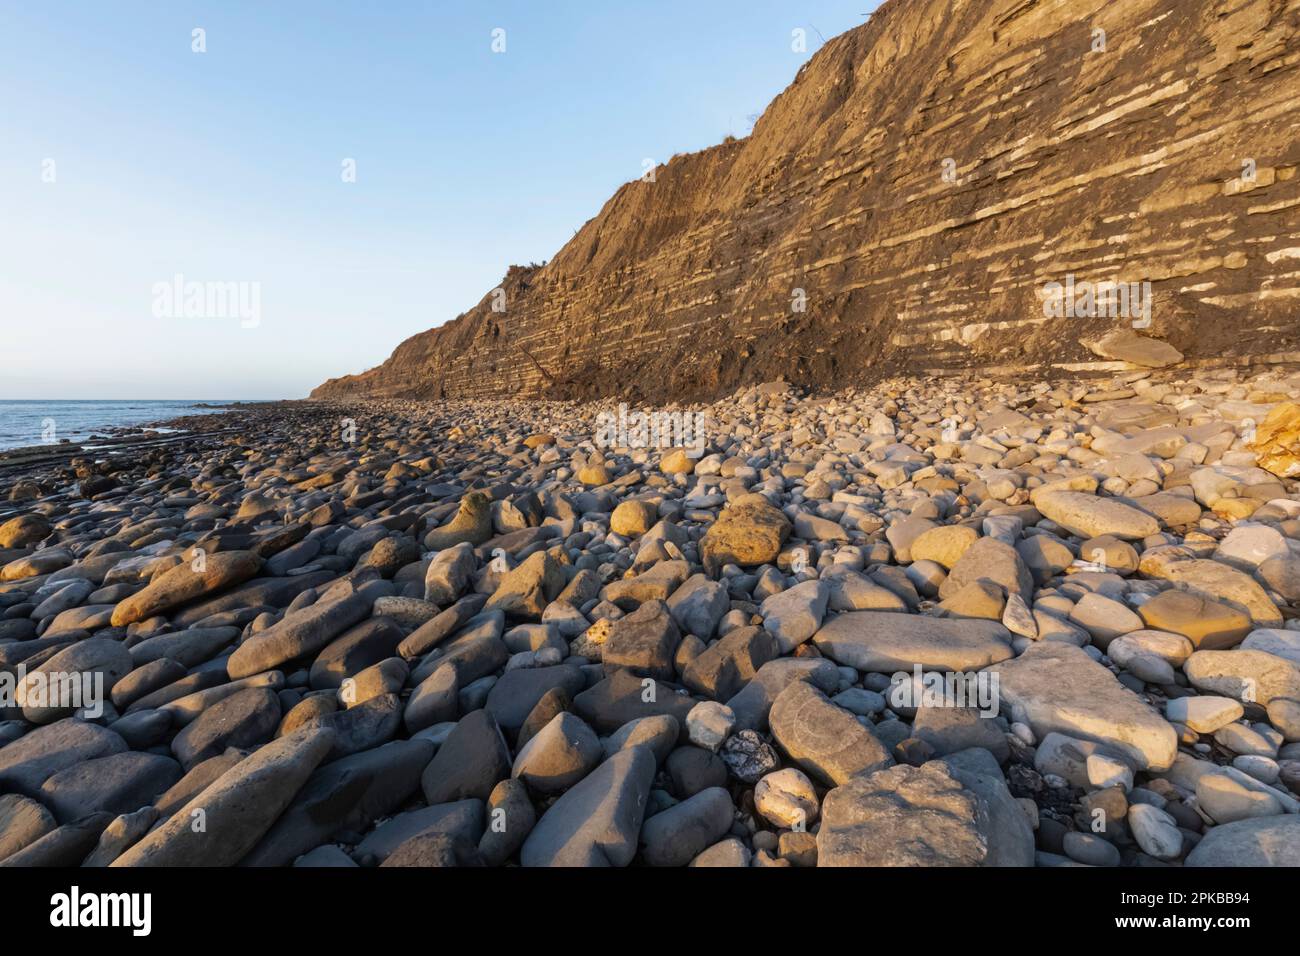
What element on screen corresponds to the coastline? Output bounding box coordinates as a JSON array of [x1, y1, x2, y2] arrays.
[[1, 364, 1298, 868]]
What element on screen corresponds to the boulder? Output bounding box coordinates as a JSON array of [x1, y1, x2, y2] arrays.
[[769, 680, 893, 786], [700, 495, 791, 572], [110, 550, 262, 626], [601, 599, 682, 681], [1185, 815, 1300, 866], [760, 579, 829, 653], [992, 642, 1177, 771], [1031, 489, 1160, 540], [0, 719, 127, 798], [639, 786, 734, 867], [817, 755, 1032, 866], [227, 592, 374, 679], [511, 712, 602, 794], [520, 745, 655, 867], [420, 709, 512, 805], [111, 726, 335, 867]]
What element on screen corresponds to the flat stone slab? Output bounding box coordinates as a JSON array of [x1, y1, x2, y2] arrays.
[[1031, 490, 1161, 540], [1083, 330, 1183, 369], [812, 612, 1013, 673], [991, 642, 1177, 771]]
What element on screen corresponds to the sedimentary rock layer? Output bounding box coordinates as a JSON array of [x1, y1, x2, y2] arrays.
[[314, 0, 1300, 403]]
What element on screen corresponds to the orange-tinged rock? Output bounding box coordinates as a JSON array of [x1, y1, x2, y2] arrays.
[[1249, 402, 1300, 479]]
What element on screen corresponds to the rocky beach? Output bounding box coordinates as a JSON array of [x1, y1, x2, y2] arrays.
[[2, 362, 1300, 868]]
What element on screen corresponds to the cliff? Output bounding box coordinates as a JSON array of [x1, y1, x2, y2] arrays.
[[313, 0, 1300, 403]]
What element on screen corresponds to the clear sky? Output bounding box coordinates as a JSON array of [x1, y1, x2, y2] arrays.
[[1, 1, 876, 399]]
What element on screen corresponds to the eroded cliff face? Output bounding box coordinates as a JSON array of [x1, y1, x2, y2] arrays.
[[312, 0, 1300, 403]]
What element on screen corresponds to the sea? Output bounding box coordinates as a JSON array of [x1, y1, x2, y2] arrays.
[[0, 400, 246, 452]]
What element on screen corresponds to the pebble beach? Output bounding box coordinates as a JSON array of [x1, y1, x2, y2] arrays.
[[2, 363, 1300, 868]]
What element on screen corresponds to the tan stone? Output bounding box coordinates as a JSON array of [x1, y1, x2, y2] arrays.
[[577, 465, 611, 486], [909, 525, 979, 570], [1248, 402, 1300, 479], [1142, 559, 1282, 628], [701, 495, 791, 572], [1133, 590, 1253, 650], [610, 499, 658, 537], [661, 449, 697, 475], [424, 492, 493, 550]]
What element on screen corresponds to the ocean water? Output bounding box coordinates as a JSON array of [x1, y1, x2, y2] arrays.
[[0, 400, 239, 451]]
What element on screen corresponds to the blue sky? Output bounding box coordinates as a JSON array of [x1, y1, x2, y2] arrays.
[[1, 1, 876, 399]]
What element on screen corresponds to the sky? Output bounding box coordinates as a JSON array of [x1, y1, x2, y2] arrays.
[[0, 1, 877, 399]]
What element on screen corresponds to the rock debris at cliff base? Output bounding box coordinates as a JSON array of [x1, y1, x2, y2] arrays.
[[3, 364, 1300, 867]]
